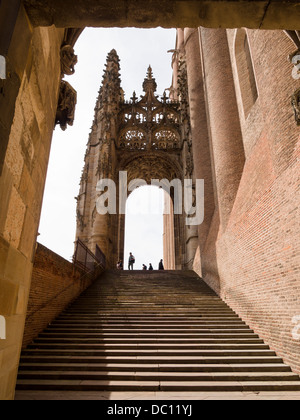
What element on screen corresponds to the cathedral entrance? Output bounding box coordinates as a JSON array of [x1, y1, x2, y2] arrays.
[[123, 185, 165, 271], [75, 47, 199, 270]]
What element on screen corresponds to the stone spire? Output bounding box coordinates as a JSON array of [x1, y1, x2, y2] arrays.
[[98, 49, 123, 108]]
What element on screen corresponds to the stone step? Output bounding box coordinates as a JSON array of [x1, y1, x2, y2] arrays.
[[16, 379, 300, 392], [22, 348, 278, 357], [18, 363, 292, 373], [36, 336, 265, 344], [66, 307, 231, 311], [29, 342, 270, 350], [44, 329, 254, 335], [48, 323, 251, 330], [17, 371, 300, 382], [57, 315, 240, 320], [19, 355, 285, 364], [52, 321, 247, 327], [42, 330, 260, 339]]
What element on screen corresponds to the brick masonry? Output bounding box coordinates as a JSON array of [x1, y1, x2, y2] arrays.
[[192, 29, 300, 375]]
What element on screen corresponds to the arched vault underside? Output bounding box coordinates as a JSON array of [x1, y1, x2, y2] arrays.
[[115, 152, 184, 270], [117, 152, 183, 185], [23, 0, 300, 30]]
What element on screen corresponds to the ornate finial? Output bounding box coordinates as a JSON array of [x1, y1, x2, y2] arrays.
[[162, 91, 168, 104], [147, 65, 153, 80], [131, 91, 137, 103], [143, 65, 157, 95]]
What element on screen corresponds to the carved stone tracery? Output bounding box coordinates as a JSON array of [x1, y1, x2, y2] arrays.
[[118, 66, 181, 151], [76, 49, 195, 269]]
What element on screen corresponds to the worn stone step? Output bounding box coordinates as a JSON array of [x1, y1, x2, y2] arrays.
[[160, 381, 300, 392], [19, 355, 285, 364], [57, 315, 240, 320], [17, 371, 300, 382], [54, 318, 246, 328], [48, 323, 250, 330], [42, 330, 260, 339], [22, 348, 278, 357], [29, 342, 270, 350], [16, 379, 300, 392], [36, 336, 264, 344], [18, 363, 292, 373], [16, 379, 160, 391]]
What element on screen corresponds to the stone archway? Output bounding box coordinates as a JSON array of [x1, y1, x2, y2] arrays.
[[116, 152, 185, 269], [75, 51, 195, 270]]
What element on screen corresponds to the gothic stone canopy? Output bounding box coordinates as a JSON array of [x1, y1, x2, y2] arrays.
[[118, 66, 181, 151]]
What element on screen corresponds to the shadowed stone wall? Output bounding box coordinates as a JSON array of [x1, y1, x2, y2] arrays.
[[0, 18, 63, 399], [23, 0, 300, 30]]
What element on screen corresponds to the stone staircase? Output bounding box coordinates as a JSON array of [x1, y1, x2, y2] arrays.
[[16, 270, 300, 393]]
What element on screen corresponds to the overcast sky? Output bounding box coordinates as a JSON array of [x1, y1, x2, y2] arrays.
[[38, 28, 176, 264]]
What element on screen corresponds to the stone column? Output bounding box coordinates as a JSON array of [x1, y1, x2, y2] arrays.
[[198, 28, 245, 230], [117, 213, 125, 262], [163, 192, 175, 270], [183, 28, 215, 249], [90, 214, 109, 257]]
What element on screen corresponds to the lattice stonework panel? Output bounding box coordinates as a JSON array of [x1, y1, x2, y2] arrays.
[[117, 66, 182, 152], [119, 129, 147, 150], [153, 130, 180, 150]]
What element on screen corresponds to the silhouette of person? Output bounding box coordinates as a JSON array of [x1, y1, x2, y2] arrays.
[[159, 259, 164, 270], [142, 264, 147, 270], [128, 252, 135, 270], [149, 263, 153, 271]]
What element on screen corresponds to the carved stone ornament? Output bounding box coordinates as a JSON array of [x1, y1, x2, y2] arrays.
[[61, 44, 78, 76], [291, 88, 300, 125], [76, 209, 85, 231], [118, 67, 181, 151], [185, 153, 194, 177], [55, 80, 77, 131]]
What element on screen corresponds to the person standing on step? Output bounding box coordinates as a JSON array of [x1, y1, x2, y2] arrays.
[[149, 263, 153, 271], [128, 252, 135, 270], [159, 259, 164, 270]]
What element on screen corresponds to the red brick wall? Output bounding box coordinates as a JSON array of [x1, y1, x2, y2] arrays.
[[197, 30, 300, 375], [217, 143, 300, 374], [22, 243, 99, 348]]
